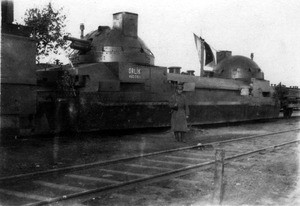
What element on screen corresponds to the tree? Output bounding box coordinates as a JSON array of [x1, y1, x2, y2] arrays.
[[23, 2, 70, 63]]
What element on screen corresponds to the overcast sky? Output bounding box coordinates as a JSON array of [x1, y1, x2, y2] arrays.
[[14, 0, 300, 86]]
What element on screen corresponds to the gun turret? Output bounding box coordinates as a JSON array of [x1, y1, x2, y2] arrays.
[[64, 36, 91, 52], [66, 12, 155, 65]]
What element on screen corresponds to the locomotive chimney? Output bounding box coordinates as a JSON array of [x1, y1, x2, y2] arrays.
[[250, 53, 254, 60], [113, 12, 138, 38], [1, 0, 14, 24]]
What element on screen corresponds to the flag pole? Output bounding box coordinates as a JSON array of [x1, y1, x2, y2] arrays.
[[200, 38, 205, 77]]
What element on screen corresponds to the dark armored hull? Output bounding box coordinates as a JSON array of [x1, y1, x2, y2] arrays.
[[37, 61, 280, 133], [72, 100, 279, 132]]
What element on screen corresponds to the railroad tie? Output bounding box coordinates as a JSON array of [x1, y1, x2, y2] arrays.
[[144, 158, 191, 166], [34, 180, 87, 192], [99, 169, 150, 178], [65, 174, 122, 184], [164, 155, 210, 162], [0, 188, 52, 201], [180, 151, 215, 158], [124, 163, 171, 172]]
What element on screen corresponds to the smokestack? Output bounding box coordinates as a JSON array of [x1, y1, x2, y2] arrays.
[[250, 53, 254, 60], [1, 0, 14, 24], [113, 12, 138, 38]]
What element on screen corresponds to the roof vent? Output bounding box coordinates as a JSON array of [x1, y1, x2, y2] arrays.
[[168, 67, 181, 74]]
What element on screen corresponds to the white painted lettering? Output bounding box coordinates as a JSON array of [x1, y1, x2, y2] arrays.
[[129, 74, 141, 79], [128, 68, 141, 75]]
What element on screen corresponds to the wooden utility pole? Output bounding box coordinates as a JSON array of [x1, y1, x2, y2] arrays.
[[212, 149, 225, 205]]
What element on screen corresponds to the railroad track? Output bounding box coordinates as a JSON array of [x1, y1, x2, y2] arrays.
[[0, 128, 299, 206]]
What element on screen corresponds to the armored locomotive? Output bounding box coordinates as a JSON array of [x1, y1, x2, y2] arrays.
[[35, 12, 280, 133]]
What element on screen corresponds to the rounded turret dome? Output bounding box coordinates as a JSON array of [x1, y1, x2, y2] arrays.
[[69, 12, 155, 65], [214, 55, 264, 81]]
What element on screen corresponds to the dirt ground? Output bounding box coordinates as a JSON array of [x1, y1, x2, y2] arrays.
[[85, 143, 299, 206], [0, 115, 300, 205], [83, 118, 300, 206]]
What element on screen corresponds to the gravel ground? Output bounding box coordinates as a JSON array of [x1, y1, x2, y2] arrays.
[[0, 114, 299, 205]]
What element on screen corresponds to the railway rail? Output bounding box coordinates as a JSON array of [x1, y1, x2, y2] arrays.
[[0, 128, 299, 206]]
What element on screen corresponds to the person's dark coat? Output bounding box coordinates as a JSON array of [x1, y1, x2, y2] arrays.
[[169, 93, 189, 132]]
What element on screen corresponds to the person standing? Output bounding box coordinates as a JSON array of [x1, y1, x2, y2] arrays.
[[169, 83, 190, 142]]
